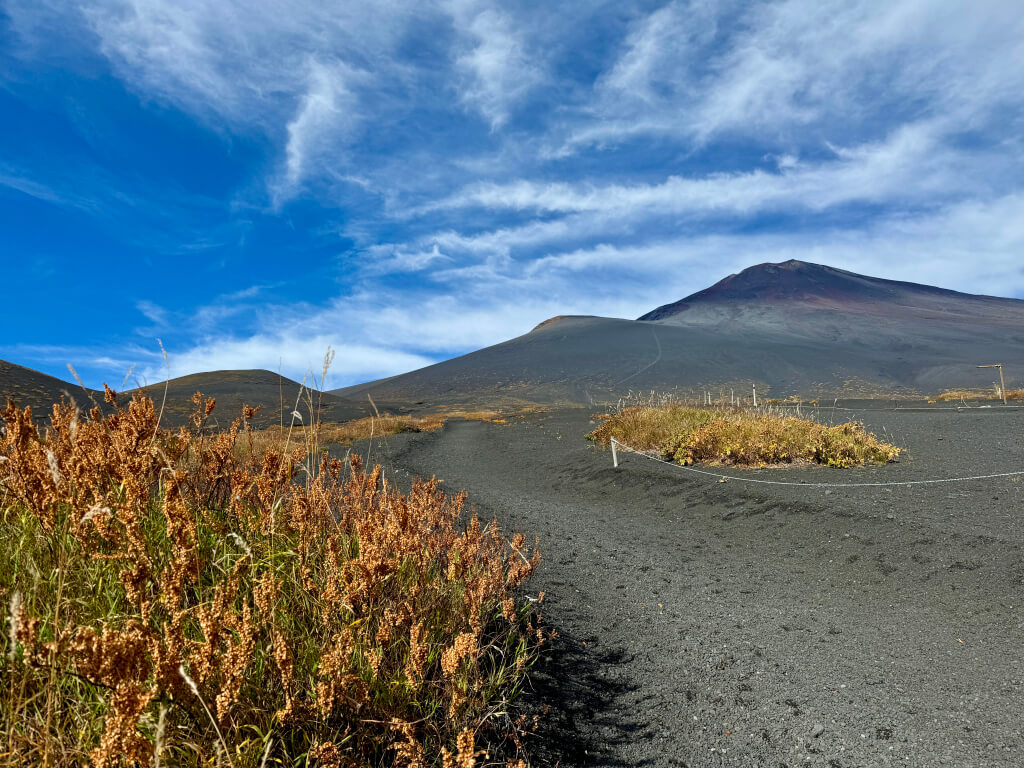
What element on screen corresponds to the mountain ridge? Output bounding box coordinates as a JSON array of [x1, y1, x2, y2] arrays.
[[0, 366, 372, 428], [4, 261, 1021, 417], [332, 260, 1024, 406], [640, 260, 994, 318]]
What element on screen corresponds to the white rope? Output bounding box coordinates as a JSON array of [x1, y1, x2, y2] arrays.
[[609, 438, 1024, 488], [772, 404, 1024, 413]]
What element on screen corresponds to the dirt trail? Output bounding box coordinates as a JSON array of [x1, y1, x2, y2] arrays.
[[375, 409, 1024, 767]]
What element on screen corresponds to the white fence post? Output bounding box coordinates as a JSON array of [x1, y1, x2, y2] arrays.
[[611, 438, 619, 468]]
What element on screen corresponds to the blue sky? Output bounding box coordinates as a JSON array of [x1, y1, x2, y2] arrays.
[[2, 0, 1023, 390]]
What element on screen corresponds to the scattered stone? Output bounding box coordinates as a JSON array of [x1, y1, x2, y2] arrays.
[[812, 723, 825, 739]]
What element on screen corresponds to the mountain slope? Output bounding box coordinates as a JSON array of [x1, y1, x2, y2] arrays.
[[129, 369, 369, 428], [7, 261, 1020, 418], [332, 261, 1024, 406], [640, 260, 1024, 340], [0, 360, 100, 416], [0, 363, 370, 428]]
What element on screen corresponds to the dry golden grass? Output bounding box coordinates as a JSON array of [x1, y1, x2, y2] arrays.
[[244, 410, 507, 462], [0, 388, 545, 767], [932, 388, 1024, 402], [590, 403, 900, 468], [934, 389, 990, 402]]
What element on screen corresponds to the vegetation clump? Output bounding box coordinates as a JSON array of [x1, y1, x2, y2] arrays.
[[932, 388, 1024, 402], [0, 388, 544, 767], [249, 409, 506, 456], [589, 404, 900, 468]]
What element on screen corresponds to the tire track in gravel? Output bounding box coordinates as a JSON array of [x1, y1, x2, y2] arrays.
[[379, 410, 1024, 768]]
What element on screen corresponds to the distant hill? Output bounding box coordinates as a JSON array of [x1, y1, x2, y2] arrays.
[[128, 369, 369, 429], [332, 260, 1024, 406], [0, 360, 100, 416], [0, 363, 372, 429]]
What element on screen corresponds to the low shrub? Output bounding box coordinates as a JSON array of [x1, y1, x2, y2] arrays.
[[0, 389, 544, 767], [933, 388, 1024, 402], [589, 404, 900, 468], [246, 410, 508, 460]]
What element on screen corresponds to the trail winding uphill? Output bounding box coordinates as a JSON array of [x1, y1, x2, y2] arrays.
[[374, 407, 1024, 767]]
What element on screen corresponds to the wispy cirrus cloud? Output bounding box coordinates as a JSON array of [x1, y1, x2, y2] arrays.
[[415, 121, 995, 220], [274, 59, 362, 201], [523, 194, 1024, 295], [558, 0, 1024, 152], [448, 1, 545, 128]]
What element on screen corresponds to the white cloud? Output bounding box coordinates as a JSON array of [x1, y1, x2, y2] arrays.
[[0, 167, 98, 211], [362, 243, 453, 275], [80, 0, 254, 119], [600, 0, 719, 102], [394, 119, 1016, 278], [13, 0, 423, 201], [423, 122, 975, 218], [449, 1, 543, 127], [275, 59, 360, 201], [561, 0, 1024, 151], [135, 300, 168, 325], [523, 194, 1024, 301]]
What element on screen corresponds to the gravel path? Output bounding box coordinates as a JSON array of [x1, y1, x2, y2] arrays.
[[366, 408, 1024, 767]]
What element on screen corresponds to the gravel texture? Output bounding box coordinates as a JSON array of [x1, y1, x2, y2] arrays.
[[356, 406, 1024, 767]]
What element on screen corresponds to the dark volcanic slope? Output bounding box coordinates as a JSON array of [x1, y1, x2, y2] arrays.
[[334, 261, 1024, 407], [335, 316, 893, 407], [640, 259, 1016, 321], [0, 361, 371, 428], [130, 369, 369, 429], [0, 361, 386, 429], [0, 360, 101, 415], [380, 408, 1024, 767]]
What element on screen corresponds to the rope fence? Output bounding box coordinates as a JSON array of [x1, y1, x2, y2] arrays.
[[609, 437, 1024, 489], [768, 403, 1024, 413]]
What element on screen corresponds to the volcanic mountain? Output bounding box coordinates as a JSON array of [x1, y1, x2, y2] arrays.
[[333, 260, 1024, 406], [5, 261, 1022, 418]]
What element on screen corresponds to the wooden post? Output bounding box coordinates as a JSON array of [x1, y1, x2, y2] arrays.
[[977, 364, 1007, 405]]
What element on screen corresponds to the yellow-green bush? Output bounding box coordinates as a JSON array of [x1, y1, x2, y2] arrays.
[[590, 404, 900, 468]]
